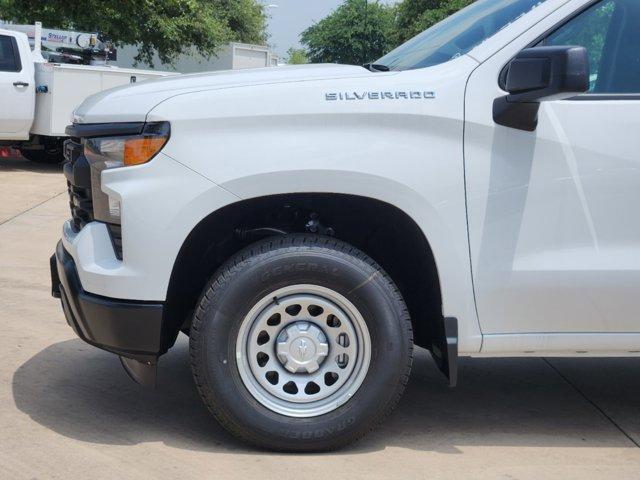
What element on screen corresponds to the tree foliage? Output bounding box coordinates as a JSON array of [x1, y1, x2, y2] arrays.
[[0, 0, 268, 65], [285, 47, 309, 65], [393, 0, 474, 45], [301, 0, 395, 66], [299, 0, 478, 65]]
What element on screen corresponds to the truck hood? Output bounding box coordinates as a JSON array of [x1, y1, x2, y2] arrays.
[[73, 64, 372, 124]]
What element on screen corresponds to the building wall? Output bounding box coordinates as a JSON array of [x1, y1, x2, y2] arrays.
[[232, 44, 269, 70], [115, 43, 278, 73]]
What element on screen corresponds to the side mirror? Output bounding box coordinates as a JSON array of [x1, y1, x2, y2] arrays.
[[493, 46, 590, 131]]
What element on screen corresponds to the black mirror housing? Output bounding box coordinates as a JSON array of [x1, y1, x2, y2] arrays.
[[506, 46, 589, 102], [494, 46, 590, 131]]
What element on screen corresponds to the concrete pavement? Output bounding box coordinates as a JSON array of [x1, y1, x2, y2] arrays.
[[1, 156, 640, 479]]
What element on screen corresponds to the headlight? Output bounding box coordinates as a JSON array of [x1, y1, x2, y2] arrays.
[[84, 121, 170, 169], [84, 122, 170, 225]]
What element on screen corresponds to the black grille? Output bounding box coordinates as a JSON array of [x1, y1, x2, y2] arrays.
[[63, 139, 94, 231]]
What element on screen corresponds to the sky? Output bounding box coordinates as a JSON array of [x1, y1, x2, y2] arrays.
[[260, 0, 397, 58]]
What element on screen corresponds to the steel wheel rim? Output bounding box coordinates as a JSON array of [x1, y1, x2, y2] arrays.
[[236, 284, 371, 417]]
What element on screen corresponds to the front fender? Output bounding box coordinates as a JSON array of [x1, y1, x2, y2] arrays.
[[148, 59, 482, 352], [214, 169, 481, 354]]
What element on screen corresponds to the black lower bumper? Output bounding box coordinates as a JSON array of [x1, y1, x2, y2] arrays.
[[51, 241, 165, 365]]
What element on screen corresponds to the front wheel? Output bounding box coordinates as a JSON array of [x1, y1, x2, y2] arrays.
[[189, 235, 413, 451]]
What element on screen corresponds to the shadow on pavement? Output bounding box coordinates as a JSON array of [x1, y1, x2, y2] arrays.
[[12, 336, 640, 454], [0, 156, 63, 174]]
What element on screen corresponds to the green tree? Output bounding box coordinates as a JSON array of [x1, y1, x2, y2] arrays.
[[301, 0, 395, 65], [393, 0, 474, 45], [0, 0, 267, 65], [285, 47, 308, 65]]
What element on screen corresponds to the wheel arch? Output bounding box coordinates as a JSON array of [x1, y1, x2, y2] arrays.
[[163, 193, 447, 349]]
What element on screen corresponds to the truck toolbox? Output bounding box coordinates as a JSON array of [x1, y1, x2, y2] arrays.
[[32, 62, 170, 137]]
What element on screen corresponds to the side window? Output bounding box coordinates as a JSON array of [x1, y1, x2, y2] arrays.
[[542, 0, 640, 94], [544, 1, 614, 91], [0, 35, 21, 73]]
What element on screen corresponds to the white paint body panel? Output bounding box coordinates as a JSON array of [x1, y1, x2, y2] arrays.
[[0, 30, 35, 140], [64, 0, 640, 357], [62, 152, 239, 300], [72, 64, 375, 124], [151, 55, 482, 353], [464, 0, 640, 351], [479, 333, 640, 357]]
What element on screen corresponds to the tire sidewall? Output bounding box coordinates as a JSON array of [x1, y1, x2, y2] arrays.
[[192, 243, 411, 450]]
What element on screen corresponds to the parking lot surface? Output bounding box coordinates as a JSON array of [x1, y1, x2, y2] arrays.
[[1, 157, 640, 479]]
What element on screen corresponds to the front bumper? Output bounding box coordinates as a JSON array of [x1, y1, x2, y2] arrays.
[[51, 240, 165, 363]]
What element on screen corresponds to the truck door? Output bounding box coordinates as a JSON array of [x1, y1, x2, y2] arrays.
[[465, 0, 640, 339], [0, 33, 34, 140]]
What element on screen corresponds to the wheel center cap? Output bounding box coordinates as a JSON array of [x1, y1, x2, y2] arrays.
[[276, 321, 329, 373], [291, 337, 315, 361]]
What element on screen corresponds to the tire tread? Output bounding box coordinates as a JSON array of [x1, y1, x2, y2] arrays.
[[189, 234, 413, 451]]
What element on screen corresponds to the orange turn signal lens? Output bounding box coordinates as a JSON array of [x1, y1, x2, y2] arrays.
[[123, 137, 168, 166]]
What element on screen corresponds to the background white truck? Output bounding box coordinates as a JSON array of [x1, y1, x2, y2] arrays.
[[50, 0, 640, 452], [0, 23, 173, 163]]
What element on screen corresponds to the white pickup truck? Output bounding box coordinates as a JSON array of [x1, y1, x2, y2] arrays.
[[0, 25, 171, 163], [50, 0, 639, 451]]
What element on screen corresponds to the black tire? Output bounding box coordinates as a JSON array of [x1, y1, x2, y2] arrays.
[[189, 234, 413, 452]]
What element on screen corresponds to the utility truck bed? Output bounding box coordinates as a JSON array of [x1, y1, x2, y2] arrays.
[[0, 22, 176, 163], [32, 62, 170, 137]]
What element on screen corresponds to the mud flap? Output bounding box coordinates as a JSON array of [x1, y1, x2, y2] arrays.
[[430, 316, 458, 387], [120, 356, 157, 388]]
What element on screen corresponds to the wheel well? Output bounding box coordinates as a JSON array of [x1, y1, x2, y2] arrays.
[[162, 194, 442, 353]]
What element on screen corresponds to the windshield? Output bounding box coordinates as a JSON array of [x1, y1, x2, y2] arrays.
[[376, 0, 549, 71]]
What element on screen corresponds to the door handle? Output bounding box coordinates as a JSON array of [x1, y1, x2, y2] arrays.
[[13, 81, 29, 87]]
